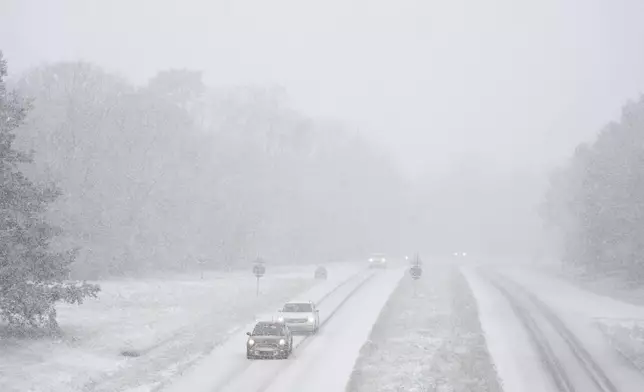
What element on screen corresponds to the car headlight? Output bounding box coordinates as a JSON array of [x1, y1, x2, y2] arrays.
[[279, 339, 286, 346], [248, 339, 255, 346], [307, 316, 315, 323], [277, 316, 284, 322], [382, 258, 386, 262], [369, 258, 374, 262]]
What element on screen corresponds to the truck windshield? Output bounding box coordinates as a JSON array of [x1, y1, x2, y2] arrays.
[[283, 303, 312, 312]]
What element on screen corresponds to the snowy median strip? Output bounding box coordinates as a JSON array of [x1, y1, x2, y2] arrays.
[[347, 266, 503, 392]]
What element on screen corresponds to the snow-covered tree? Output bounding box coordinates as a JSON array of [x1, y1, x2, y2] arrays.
[[542, 97, 644, 277], [12, 59, 411, 276], [0, 52, 100, 330]]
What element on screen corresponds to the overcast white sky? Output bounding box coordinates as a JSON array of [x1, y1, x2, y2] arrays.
[[2, 0, 644, 176]]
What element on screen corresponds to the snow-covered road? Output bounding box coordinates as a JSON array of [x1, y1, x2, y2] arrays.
[[464, 266, 644, 392], [258, 269, 403, 392], [162, 268, 404, 392]]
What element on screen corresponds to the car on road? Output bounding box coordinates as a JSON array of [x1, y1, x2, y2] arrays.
[[277, 301, 320, 334], [314, 266, 327, 279], [246, 321, 293, 359], [368, 253, 387, 269]]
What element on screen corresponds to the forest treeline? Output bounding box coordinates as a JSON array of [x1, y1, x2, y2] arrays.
[[6, 55, 408, 279], [1, 49, 559, 328], [542, 96, 644, 279]]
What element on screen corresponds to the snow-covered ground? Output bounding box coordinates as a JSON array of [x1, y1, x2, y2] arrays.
[[595, 318, 644, 374], [502, 267, 644, 390], [538, 264, 644, 307], [464, 264, 644, 392], [0, 263, 359, 392], [462, 267, 552, 392], [162, 267, 402, 392], [542, 265, 644, 377], [347, 266, 502, 392]]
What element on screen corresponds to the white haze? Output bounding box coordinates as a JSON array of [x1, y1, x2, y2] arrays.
[[3, 3, 644, 391], [1, 0, 644, 260], [3, 0, 644, 175]]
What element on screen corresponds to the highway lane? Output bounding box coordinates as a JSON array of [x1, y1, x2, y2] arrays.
[[259, 269, 403, 392], [162, 266, 397, 392]]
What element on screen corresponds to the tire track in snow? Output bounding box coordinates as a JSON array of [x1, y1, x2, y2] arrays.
[[483, 272, 575, 392], [482, 269, 619, 392], [211, 269, 376, 392]]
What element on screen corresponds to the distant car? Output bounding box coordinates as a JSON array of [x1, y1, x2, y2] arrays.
[[314, 266, 327, 279], [277, 301, 320, 334], [452, 252, 468, 257], [246, 321, 293, 359], [368, 253, 387, 269]]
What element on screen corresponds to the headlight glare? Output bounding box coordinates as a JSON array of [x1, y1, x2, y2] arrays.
[[248, 339, 255, 346], [277, 316, 284, 322], [279, 339, 286, 346], [308, 316, 314, 323]]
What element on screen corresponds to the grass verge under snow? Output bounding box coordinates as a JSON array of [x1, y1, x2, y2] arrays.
[[346, 266, 503, 392], [0, 271, 315, 392], [547, 266, 644, 373], [595, 318, 644, 373], [559, 269, 644, 306]]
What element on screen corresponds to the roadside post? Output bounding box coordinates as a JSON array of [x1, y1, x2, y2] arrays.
[[253, 258, 266, 297], [409, 254, 422, 297], [197, 257, 207, 279]]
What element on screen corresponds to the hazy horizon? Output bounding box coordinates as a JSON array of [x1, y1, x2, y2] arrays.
[[2, 0, 644, 176]]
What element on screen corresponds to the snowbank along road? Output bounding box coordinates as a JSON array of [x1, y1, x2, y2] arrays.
[[471, 267, 644, 392], [162, 267, 404, 392]]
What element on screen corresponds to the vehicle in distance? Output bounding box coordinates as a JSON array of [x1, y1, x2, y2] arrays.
[[277, 301, 320, 334], [368, 253, 387, 269], [246, 321, 293, 359], [314, 266, 327, 279]]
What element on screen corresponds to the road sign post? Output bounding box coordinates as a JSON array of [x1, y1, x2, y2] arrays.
[[409, 261, 422, 298], [197, 257, 207, 280], [409, 265, 422, 280], [252, 260, 266, 297], [409, 253, 422, 280]]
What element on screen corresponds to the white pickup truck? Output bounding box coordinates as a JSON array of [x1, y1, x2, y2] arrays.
[[277, 301, 320, 334]]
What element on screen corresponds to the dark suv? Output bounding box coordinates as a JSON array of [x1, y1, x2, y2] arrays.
[[246, 321, 293, 359]]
